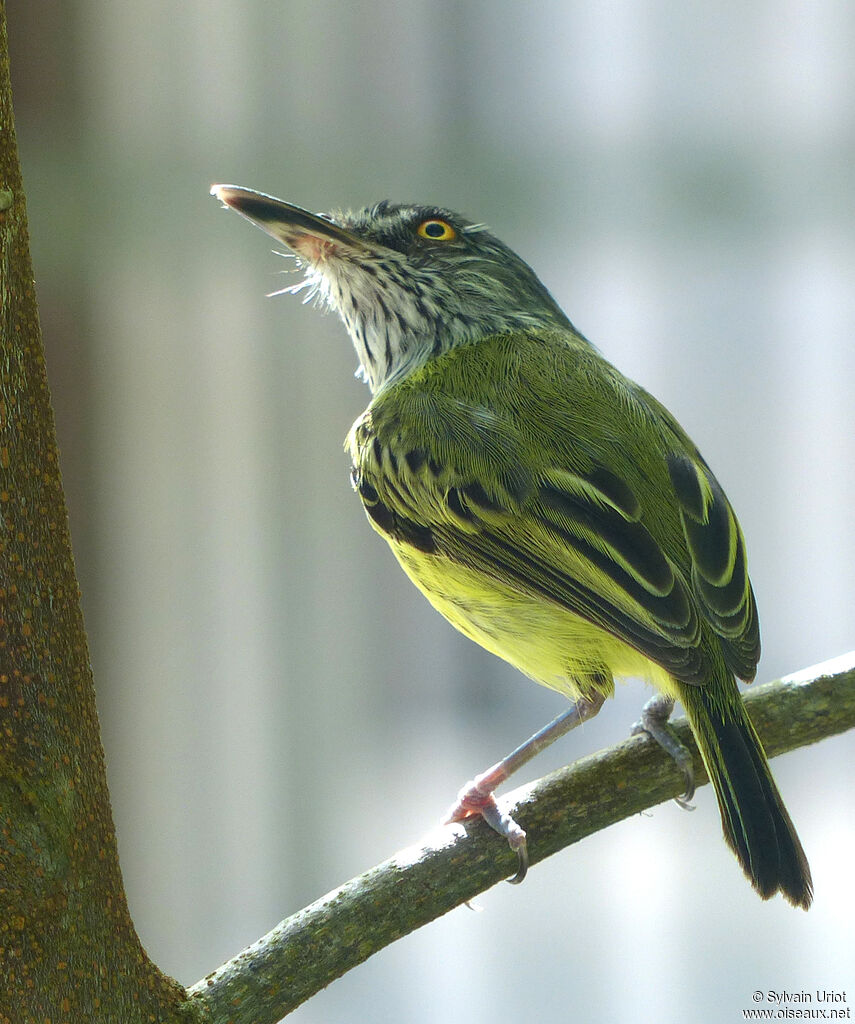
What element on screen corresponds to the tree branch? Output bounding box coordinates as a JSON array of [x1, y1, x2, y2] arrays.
[[187, 653, 855, 1023]]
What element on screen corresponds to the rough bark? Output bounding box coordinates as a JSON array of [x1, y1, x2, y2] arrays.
[[0, 6, 192, 1021]]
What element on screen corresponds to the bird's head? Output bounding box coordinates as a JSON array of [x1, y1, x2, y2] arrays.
[[212, 185, 571, 392]]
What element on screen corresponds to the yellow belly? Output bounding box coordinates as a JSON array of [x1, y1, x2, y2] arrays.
[[392, 542, 680, 702]]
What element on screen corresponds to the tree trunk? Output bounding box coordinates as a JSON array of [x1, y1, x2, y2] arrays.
[[0, 5, 190, 1020]]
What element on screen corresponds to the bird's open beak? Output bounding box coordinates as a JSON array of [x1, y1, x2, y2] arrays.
[[211, 184, 371, 260]]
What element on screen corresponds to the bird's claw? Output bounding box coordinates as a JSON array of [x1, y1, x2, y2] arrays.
[[632, 700, 696, 810], [444, 783, 529, 884]]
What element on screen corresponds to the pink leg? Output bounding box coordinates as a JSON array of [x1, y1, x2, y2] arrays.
[[444, 691, 606, 883]]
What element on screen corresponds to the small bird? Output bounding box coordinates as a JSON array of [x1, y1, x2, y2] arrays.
[[212, 184, 812, 908]]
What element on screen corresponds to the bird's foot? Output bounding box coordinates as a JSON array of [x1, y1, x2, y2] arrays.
[[632, 694, 695, 808], [443, 775, 529, 884]]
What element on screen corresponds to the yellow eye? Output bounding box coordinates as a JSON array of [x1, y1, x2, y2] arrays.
[[417, 219, 457, 241]]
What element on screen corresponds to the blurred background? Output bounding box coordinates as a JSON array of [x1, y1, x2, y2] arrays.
[[8, 2, 855, 1021]]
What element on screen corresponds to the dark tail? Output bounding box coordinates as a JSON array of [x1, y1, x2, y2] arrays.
[[680, 677, 813, 909]]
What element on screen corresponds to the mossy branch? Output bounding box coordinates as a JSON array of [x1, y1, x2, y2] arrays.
[[186, 654, 855, 1023]]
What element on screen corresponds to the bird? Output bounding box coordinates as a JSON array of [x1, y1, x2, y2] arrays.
[[211, 183, 812, 908]]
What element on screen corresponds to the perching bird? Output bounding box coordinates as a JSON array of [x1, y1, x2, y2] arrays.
[[212, 184, 812, 908]]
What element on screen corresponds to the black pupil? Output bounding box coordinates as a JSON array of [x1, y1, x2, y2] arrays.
[[423, 221, 447, 237]]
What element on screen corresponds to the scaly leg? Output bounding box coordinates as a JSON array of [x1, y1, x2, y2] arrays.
[[444, 690, 606, 883], [631, 693, 695, 808]]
